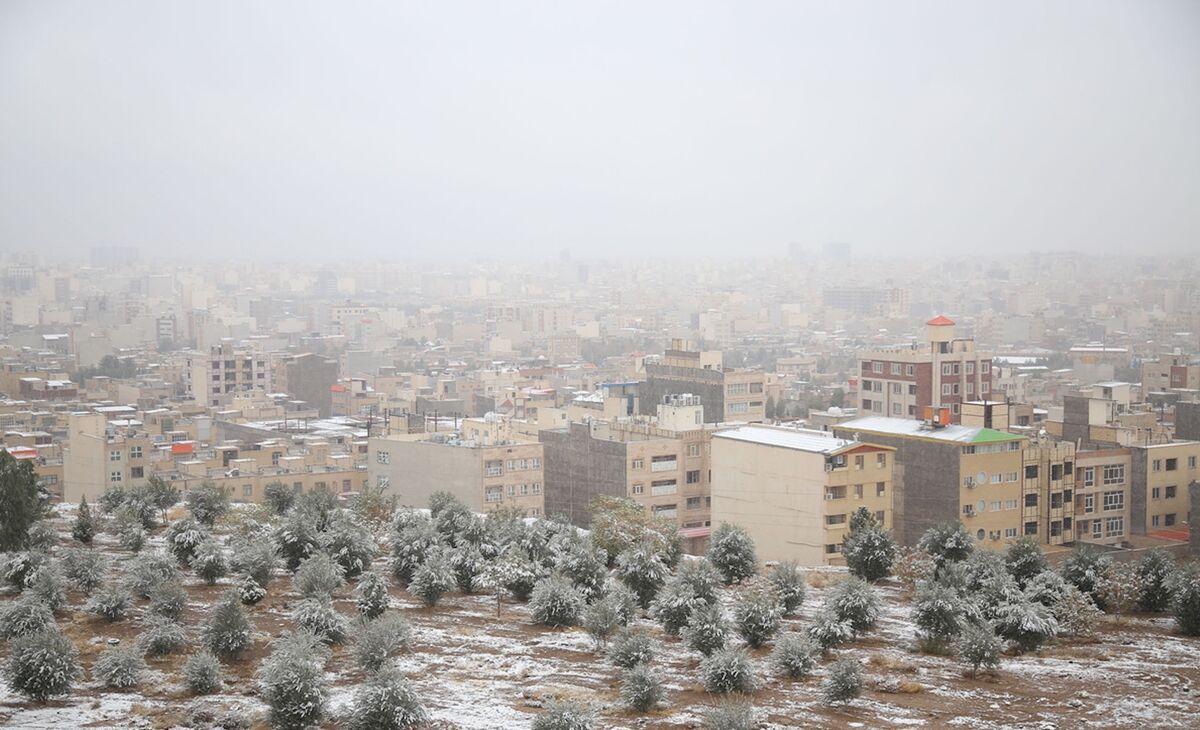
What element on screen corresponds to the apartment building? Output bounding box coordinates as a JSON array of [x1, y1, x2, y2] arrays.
[[62, 412, 153, 502], [188, 342, 272, 407], [710, 425, 895, 565], [278, 353, 339, 417], [1074, 448, 1131, 545], [1130, 441, 1200, 537], [834, 415, 1032, 549], [1020, 442, 1078, 547], [640, 341, 766, 423], [540, 396, 716, 539], [1142, 352, 1200, 394], [368, 430, 544, 517], [857, 316, 994, 424]]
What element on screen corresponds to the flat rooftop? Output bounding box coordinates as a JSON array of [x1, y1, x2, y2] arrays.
[[712, 424, 860, 455], [838, 416, 1024, 444]]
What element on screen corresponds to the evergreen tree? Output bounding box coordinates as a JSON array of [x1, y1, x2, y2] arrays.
[[1053, 584, 1102, 638], [351, 614, 412, 673], [733, 583, 783, 648], [607, 629, 655, 669], [72, 495, 97, 544], [93, 645, 147, 689], [355, 570, 390, 619], [60, 547, 107, 594], [232, 534, 279, 588], [203, 590, 253, 659], [185, 482, 230, 526], [263, 481, 295, 515], [702, 701, 756, 730], [276, 510, 322, 572], [5, 629, 82, 702], [165, 516, 209, 565], [389, 518, 439, 586], [148, 578, 188, 621], [917, 521, 974, 570], [807, 610, 854, 654], [620, 663, 664, 712], [651, 576, 705, 636], [768, 560, 806, 616], [292, 596, 350, 643], [1171, 563, 1200, 636], [144, 475, 181, 524], [616, 545, 669, 609], [827, 576, 881, 636], [1135, 549, 1176, 613], [821, 659, 864, 705], [912, 580, 967, 652], [27, 564, 67, 613], [0, 450, 44, 551], [531, 700, 594, 730], [583, 594, 624, 649], [258, 631, 330, 730], [993, 594, 1058, 652], [125, 550, 180, 598], [682, 602, 730, 656], [1060, 544, 1112, 604], [409, 549, 455, 607], [449, 545, 487, 594], [182, 650, 223, 694], [768, 632, 818, 679], [529, 574, 585, 627], [293, 552, 346, 600], [240, 576, 266, 606], [707, 523, 758, 585], [0, 597, 54, 639], [344, 664, 428, 730], [1096, 561, 1141, 622], [842, 508, 897, 582], [700, 647, 756, 694], [957, 622, 1002, 676], [1004, 536, 1048, 588], [554, 534, 609, 601], [193, 540, 229, 585], [86, 586, 133, 622], [137, 613, 187, 656], [324, 513, 378, 578]]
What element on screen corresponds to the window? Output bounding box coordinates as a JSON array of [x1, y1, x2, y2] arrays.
[[990, 473, 1002, 484], [990, 500, 1002, 512], [854, 455, 864, 470], [1106, 517, 1124, 537], [1165, 513, 1177, 527], [906, 365, 914, 376], [1166, 485, 1177, 499], [110, 471, 122, 483], [825, 544, 842, 554], [1024, 522, 1038, 536], [728, 401, 750, 415], [872, 362, 883, 373], [726, 382, 749, 396], [908, 384, 917, 395], [1153, 459, 1162, 472], [952, 383, 960, 395], [854, 484, 864, 499], [1166, 458, 1178, 471], [891, 382, 903, 394], [1025, 494, 1038, 507], [876, 453, 887, 468], [1102, 491, 1124, 511], [1006, 472, 1018, 483], [652, 504, 677, 518], [631, 483, 644, 495], [130, 466, 144, 479], [966, 362, 975, 375], [942, 384, 952, 396], [875, 510, 885, 523], [876, 482, 886, 497], [243, 484, 253, 497], [1064, 462, 1073, 475], [862, 398, 872, 410], [872, 381, 882, 393], [1152, 487, 1161, 499], [506, 460, 515, 471], [1084, 494, 1094, 513], [1103, 464, 1124, 485], [1051, 492, 1063, 509], [485, 486, 502, 503], [376, 451, 390, 464], [1050, 521, 1062, 537], [873, 401, 882, 413], [1004, 527, 1018, 538], [966, 382, 974, 394], [520, 484, 529, 495], [377, 475, 389, 489], [533, 483, 541, 494], [825, 486, 846, 500], [826, 514, 847, 526], [1005, 499, 1017, 510], [531, 458, 542, 469], [1152, 515, 1161, 527], [1092, 520, 1102, 538], [631, 459, 644, 470], [981, 362, 991, 373], [942, 364, 953, 376], [1025, 465, 1039, 479], [686, 470, 701, 484], [686, 496, 701, 510], [129, 446, 142, 459], [892, 403, 903, 415], [1082, 467, 1095, 486], [1051, 464, 1063, 481], [485, 460, 502, 476], [952, 363, 961, 375], [650, 455, 677, 472], [891, 363, 902, 375], [109, 450, 122, 462], [651, 479, 678, 496], [687, 443, 701, 457], [507, 485, 516, 496], [272, 452, 282, 466]]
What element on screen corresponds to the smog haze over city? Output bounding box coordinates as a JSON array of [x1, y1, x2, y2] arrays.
[[1, 2, 1200, 730]]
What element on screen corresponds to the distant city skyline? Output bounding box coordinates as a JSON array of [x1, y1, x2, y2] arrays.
[[2, 0, 1198, 260]]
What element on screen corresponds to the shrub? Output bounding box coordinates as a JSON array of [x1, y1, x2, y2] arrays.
[[588, 495, 678, 564], [602, 580, 639, 625], [530, 574, 585, 627], [126, 550, 180, 598], [433, 498, 473, 545], [93, 645, 147, 689], [137, 613, 188, 656], [707, 523, 758, 585], [827, 577, 880, 636], [355, 570, 391, 619], [60, 547, 107, 593], [702, 701, 756, 730], [72, 496, 97, 544], [409, 549, 456, 608], [324, 514, 378, 579], [26, 564, 67, 613], [1136, 549, 1176, 613], [1096, 561, 1141, 620], [491, 549, 545, 602], [144, 475, 181, 523], [232, 535, 279, 588], [3, 550, 45, 590], [193, 540, 229, 585], [186, 482, 230, 526], [616, 545, 669, 609], [555, 538, 609, 601], [99, 484, 128, 514], [676, 558, 723, 604], [276, 512, 322, 573], [165, 516, 209, 565], [733, 583, 783, 648], [117, 517, 146, 552], [258, 631, 330, 730], [1053, 584, 1102, 638], [1004, 536, 1048, 588], [24, 520, 55, 551], [449, 545, 486, 594], [5, 629, 82, 701], [957, 622, 1003, 676], [1024, 570, 1068, 608], [894, 547, 937, 595], [0, 597, 54, 639], [390, 519, 439, 585], [701, 647, 756, 694], [264, 482, 296, 515], [203, 591, 253, 659], [769, 631, 818, 679], [842, 510, 897, 582], [86, 585, 133, 621], [240, 576, 266, 606], [917, 522, 974, 570], [620, 663, 663, 712], [292, 597, 350, 644], [1171, 563, 1200, 636], [351, 614, 412, 673], [683, 601, 730, 656], [428, 490, 460, 518], [149, 579, 189, 621], [0, 450, 47, 552], [1060, 544, 1112, 602], [768, 560, 806, 616], [608, 628, 655, 669], [531, 700, 594, 730], [294, 552, 346, 599], [651, 576, 705, 636], [913, 581, 966, 652], [583, 594, 625, 648], [183, 650, 223, 694], [296, 489, 339, 531], [807, 610, 854, 653], [344, 664, 427, 730], [993, 594, 1058, 652], [822, 659, 864, 705]]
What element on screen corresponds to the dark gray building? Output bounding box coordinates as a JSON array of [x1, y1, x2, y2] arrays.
[[284, 353, 339, 417], [539, 422, 626, 527]]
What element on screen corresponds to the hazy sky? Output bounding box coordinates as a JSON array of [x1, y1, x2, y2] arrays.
[[2, 1, 1198, 261]]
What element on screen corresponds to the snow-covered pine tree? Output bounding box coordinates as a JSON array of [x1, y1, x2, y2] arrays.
[[1004, 536, 1049, 588], [182, 649, 223, 694], [620, 663, 664, 712], [768, 631, 818, 679], [957, 621, 1002, 676], [682, 601, 730, 656], [529, 573, 585, 627], [616, 545, 669, 609], [5, 629, 82, 701], [733, 582, 783, 648], [71, 495, 97, 544], [1135, 549, 1176, 613], [202, 590, 253, 659], [767, 560, 806, 615], [701, 647, 756, 694], [821, 659, 864, 705], [707, 523, 758, 585], [343, 663, 427, 730], [355, 569, 390, 619]]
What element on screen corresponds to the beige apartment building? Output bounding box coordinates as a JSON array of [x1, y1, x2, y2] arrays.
[[1131, 441, 1200, 537], [857, 316, 995, 423], [1142, 352, 1200, 394], [368, 430, 544, 517], [63, 412, 153, 502], [710, 425, 895, 565], [189, 342, 273, 407], [641, 341, 766, 423], [1074, 448, 1131, 545]]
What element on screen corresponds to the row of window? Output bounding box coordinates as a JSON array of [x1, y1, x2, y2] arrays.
[[1151, 513, 1178, 528], [1151, 485, 1179, 500], [963, 499, 1021, 515], [1152, 456, 1198, 471], [826, 510, 885, 527], [484, 483, 543, 502], [824, 482, 887, 500], [964, 472, 1020, 487], [1079, 464, 1125, 486], [109, 446, 144, 461], [1080, 491, 1124, 513]]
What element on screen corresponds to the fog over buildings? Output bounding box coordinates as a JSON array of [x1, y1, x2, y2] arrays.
[[2, 2, 1200, 729]]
